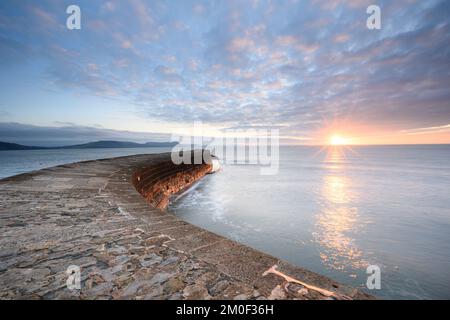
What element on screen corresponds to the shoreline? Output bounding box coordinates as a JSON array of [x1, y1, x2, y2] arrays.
[[0, 152, 374, 300]]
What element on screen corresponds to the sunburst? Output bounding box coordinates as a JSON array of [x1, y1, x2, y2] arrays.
[[329, 134, 350, 146]]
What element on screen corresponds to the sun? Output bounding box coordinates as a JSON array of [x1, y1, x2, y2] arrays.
[[329, 135, 349, 146]]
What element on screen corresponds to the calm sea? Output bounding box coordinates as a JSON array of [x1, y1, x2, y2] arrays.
[[0, 147, 171, 179], [1, 146, 449, 299], [168, 145, 450, 299]]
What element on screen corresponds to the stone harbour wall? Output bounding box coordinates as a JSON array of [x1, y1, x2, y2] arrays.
[[0, 152, 374, 300]]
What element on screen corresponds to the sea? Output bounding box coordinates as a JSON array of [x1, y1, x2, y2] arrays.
[[168, 145, 450, 299], [0, 147, 171, 178], [1, 145, 449, 299]]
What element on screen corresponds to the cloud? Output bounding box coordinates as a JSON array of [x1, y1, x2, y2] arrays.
[[400, 124, 450, 135], [0, 0, 449, 141]]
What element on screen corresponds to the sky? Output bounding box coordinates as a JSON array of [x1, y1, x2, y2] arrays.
[[0, 0, 449, 145]]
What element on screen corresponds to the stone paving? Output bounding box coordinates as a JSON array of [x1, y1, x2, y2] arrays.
[[0, 153, 374, 300]]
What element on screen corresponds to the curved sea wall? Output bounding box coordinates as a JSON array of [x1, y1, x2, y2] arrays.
[[0, 152, 374, 300], [132, 151, 212, 209]]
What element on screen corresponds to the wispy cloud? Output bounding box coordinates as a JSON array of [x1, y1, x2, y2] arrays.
[[401, 124, 450, 135]]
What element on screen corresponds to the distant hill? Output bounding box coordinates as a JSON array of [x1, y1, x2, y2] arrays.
[[0, 142, 45, 150], [0, 140, 178, 151]]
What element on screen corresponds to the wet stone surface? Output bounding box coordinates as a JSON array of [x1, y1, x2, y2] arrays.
[[0, 153, 373, 300]]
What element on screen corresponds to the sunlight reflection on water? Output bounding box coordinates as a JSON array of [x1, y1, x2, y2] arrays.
[[314, 148, 369, 272]]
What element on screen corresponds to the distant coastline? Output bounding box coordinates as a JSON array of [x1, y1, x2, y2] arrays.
[[0, 140, 178, 151]]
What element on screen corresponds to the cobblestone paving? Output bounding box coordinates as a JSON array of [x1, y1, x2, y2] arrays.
[[0, 154, 373, 300]]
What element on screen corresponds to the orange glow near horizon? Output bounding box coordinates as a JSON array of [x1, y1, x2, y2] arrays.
[[311, 120, 450, 146]]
